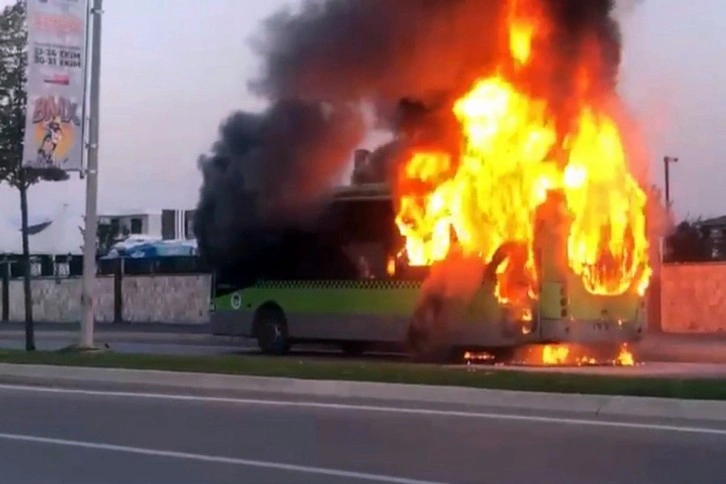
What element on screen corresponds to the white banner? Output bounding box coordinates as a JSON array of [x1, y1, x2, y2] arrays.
[[22, 0, 89, 171]]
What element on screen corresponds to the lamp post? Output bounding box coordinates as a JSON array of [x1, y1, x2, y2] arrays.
[[80, 0, 103, 348], [663, 156, 679, 209]]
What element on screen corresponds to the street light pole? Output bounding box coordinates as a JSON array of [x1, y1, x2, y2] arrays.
[[79, 0, 103, 349], [663, 156, 678, 209]]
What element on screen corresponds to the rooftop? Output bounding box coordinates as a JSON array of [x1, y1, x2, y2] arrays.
[[696, 216, 726, 228]]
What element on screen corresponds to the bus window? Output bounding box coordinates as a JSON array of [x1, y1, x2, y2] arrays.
[[325, 199, 398, 279], [325, 199, 396, 246]]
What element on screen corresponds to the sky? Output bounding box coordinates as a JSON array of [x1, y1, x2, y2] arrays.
[[0, 0, 724, 222]]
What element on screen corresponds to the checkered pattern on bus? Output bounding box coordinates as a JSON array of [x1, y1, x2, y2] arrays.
[[253, 279, 422, 290]]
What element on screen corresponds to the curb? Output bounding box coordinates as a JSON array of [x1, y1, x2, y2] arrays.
[[0, 364, 725, 423], [0, 331, 241, 346]]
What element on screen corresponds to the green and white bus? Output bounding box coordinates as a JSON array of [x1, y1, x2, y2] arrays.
[[209, 182, 646, 359]]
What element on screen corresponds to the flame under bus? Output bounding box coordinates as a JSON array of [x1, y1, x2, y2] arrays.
[[209, 183, 646, 357]]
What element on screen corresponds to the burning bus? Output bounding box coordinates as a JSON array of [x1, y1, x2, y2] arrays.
[[201, 0, 652, 364], [210, 165, 648, 363]]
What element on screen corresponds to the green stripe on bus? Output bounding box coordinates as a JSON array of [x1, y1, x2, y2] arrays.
[[254, 280, 422, 290], [213, 285, 423, 315]]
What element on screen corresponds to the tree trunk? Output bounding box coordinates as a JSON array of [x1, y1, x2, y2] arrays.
[[18, 175, 35, 352]]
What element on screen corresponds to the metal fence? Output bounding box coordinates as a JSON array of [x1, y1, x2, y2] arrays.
[[0, 255, 210, 279]]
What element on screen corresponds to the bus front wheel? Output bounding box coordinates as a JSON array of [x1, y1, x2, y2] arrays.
[[254, 306, 290, 356]]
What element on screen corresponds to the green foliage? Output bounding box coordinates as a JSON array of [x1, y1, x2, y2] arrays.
[[665, 217, 713, 262], [96, 223, 130, 254], [0, 0, 68, 190]]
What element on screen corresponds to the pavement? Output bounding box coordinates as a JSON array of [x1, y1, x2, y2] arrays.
[[0, 321, 246, 354], [0, 371, 725, 483], [635, 331, 726, 364]]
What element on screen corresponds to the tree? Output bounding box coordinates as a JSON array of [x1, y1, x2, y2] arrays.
[[664, 219, 711, 263], [0, 0, 68, 351], [86, 221, 129, 256]]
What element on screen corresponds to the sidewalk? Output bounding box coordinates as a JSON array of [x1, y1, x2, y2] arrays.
[[0, 321, 233, 346], [0, 321, 209, 334], [636, 332, 726, 364]]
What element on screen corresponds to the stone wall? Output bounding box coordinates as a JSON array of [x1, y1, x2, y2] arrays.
[[121, 275, 210, 324], [661, 263, 726, 333], [0, 275, 211, 324]]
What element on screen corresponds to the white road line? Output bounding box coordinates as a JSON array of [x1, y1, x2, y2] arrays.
[[0, 431, 442, 484], [0, 383, 725, 436]]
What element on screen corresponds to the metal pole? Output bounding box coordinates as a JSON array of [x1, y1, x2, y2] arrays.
[[80, 0, 103, 348], [663, 156, 670, 208], [663, 156, 678, 210]]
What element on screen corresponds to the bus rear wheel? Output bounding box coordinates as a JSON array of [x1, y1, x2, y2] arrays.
[[255, 308, 290, 356]]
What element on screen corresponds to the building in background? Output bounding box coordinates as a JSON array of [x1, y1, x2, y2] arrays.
[[99, 209, 196, 241], [695, 216, 726, 260]]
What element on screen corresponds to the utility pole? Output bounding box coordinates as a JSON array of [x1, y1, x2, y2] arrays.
[[79, 0, 103, 349], [663, 156, 678, 209]]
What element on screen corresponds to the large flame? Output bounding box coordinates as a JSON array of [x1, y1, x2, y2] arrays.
[[394, 0, 651, 304]]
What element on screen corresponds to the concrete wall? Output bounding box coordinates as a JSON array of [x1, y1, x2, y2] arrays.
[[0, 275, 211, 324], [661, 263, 726, 333], [121, 275, 210, 323]]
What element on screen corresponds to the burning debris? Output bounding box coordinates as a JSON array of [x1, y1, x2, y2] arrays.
[[465, 343, 636, 367]]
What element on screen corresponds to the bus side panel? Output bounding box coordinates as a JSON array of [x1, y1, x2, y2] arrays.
[[210, 292, 255, 337], [287, 313, 410, 343], [232, 285, 420, 343], [449, 283, 542, 348], [538, 279, 644, 344]]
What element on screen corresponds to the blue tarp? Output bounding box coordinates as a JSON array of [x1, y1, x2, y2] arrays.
[[101, 241, 196, 260]]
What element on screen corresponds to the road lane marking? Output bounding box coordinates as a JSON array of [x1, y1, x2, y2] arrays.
[[0, 431, 443, 484], [0, 383, 725, 436]]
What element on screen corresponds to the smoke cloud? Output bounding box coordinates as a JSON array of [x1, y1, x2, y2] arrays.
[[194, 101, 364, 265], [195, 0, 631, 266]]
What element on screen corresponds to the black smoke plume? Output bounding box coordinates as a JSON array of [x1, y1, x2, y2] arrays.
[[195, 0, 630, 267], [194, 101, 364, 266]]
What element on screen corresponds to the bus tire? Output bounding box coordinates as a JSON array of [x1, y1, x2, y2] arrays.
[[254, 304, 290, 356]]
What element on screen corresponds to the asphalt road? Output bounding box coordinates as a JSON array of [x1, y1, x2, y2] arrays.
[[0, 382, 724, 483]]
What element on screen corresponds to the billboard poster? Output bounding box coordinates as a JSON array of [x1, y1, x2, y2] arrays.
[[22, 0, 89, 171]]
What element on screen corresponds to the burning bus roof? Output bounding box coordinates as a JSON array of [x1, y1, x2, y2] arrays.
[[331, 183, 392, 201]]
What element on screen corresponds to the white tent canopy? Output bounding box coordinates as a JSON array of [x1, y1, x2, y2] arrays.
[[0, 204, 84, 255]]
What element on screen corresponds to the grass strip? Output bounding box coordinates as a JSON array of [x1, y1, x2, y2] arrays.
[[0, 349, 723, 400]]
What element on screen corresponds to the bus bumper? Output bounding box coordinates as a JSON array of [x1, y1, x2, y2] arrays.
[[451, 315, 643, 349], [537, 318, 644, 344]]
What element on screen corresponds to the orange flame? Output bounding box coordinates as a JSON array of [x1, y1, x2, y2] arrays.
[[616, 344, 635, 366], [508, 0, 540, 67], [463, 344, 636, 366], [539, 344, 635, 366], [394, 1, 651, 304]]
